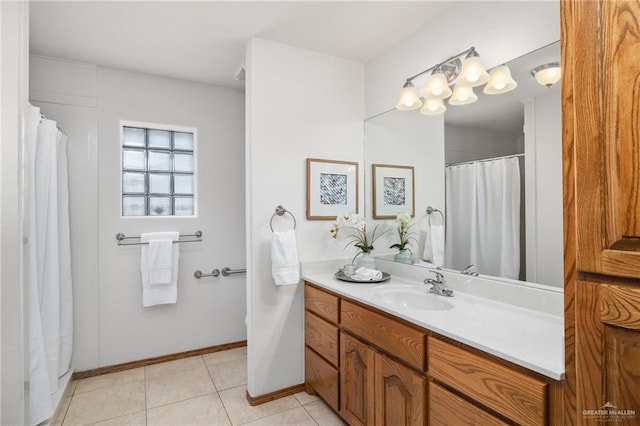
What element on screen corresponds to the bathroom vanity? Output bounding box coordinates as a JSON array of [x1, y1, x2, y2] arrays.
[[303, 263, 565, 425]]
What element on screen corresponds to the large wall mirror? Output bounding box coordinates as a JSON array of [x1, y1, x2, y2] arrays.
[[364, 41, 562, 287]]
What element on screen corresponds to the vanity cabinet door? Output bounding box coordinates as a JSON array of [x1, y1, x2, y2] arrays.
[[429, 381, 508, 426], [576, 282, 640, 417], [374, 353, 426, 426], [341, 332, 375, 426]]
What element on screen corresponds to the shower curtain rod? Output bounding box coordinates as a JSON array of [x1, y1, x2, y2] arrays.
[[446, 153, 524, 167]]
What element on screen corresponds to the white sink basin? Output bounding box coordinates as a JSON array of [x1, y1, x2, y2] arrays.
[[369, 284, 454, 311]]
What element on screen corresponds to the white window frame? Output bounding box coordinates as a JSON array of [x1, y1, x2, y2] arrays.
[[120, 120, 198, 218]]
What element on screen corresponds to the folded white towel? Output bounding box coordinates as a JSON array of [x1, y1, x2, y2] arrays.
[[148, 238, 173, 284], [271, 229, 300, 285], [430, 224, 445, 268], [141, 232, 180, 306], [353, 267, 383, 281]]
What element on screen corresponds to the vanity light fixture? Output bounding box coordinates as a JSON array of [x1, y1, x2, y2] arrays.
[[531, 62, 561, 87], [449, 85, 478, 105], [395, 46, 513, 115], [396, 80, 423, 110], [456, 48, 490, 87], [484, 65, 518, 94], [420, 98, 447, 115], [423, 67, 453, 100]]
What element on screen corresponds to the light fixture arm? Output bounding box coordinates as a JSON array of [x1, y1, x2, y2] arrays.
[[405, 46, 476, 83]]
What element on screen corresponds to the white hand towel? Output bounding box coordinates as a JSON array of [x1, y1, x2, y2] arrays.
[[148, 239, 174, 284], [271, 229, 300, 285], [353, 267, 383, 281], [430, 224, 445, 268], [141, 232, 180, 306], [421, 216, 433, 263]]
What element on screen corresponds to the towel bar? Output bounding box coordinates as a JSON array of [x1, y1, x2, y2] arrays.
[[221, 267, 246, 276], [116, 230, 203, 246]]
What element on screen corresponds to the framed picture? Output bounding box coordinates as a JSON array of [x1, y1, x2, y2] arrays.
[[306, 158, 359, 220], [372, 164, 415, 219]]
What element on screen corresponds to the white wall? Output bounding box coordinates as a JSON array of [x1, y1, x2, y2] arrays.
[[365, 1, 560, 117], [97, 67, 246, 366], [1, 1, 29, 423], [445, 125, 523, 165], [524, 86, 563, 287], [245, 38, 364, 396], [30, 57, 247, 370]]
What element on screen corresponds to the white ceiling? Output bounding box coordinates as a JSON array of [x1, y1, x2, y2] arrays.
[[30, 1, 455, 89]]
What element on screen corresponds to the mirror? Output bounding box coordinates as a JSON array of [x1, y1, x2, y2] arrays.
[[364, 41, 563, 287]]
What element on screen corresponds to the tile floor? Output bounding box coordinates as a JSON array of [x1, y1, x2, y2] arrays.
[[52, 347, 345, 426]]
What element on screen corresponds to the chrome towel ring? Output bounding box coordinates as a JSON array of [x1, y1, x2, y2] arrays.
[[270, 205, 296, 232], [426, 206, 444, 226]]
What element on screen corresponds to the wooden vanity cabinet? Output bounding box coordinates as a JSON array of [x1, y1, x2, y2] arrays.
[[304, 282, 561, 425], [304, 285, 340, 411], [428, 336, 547, 425], [341, 331, 426, 426]]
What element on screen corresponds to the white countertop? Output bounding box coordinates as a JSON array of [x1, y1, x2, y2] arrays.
[[303, 270, 565, 380]]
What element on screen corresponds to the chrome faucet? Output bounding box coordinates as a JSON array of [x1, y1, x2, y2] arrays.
[[460, 264, 479, 276], [424, 271, 454, 297]]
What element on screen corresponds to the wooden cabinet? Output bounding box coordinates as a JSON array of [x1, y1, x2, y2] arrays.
[[429, 336, 546, 425], [304, 283, 561, 425], [429, 381, 507, 426], [575, 282, 640, 420], [563, 1, 640, 422], [304, 285, 340, 412], [340, 331, 425, 426], [374, 351, 425, 426], [341, 332, 375, 426]]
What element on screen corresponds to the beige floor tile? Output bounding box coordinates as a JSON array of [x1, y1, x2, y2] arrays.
[[203, 347, 247, 367], [146, 366, 216, 409], [145, 355, 206, 379], [75, 368, 144, 395], [208, 358, 247, 391], [146, 393, 231, 426], [90, 411, 146, 425], [65, 380, 78, 397], [242, 406, 317, 426], [63, 381, 145, 426], [51, 395, 72, 426], [304, 400, 346, 426], [293, 391, 320, 406], [219, 385, 300, 425]]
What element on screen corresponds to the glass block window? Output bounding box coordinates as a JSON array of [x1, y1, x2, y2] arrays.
[[121, 125, 196, 216]]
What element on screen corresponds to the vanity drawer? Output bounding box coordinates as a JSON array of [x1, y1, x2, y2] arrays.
[[429, 381, 508, 426], [305, 346, 339, 412], [428, 337, 547, 425], [341, 300, 425, 371], [305, 310, 339, 367], [305, 283, 339, 324]]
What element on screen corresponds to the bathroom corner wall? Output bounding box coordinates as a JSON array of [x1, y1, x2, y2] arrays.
[[365, 1, 561, 118], [245, 38, 365, 397], [524, 87, 563, 287], [30, 56, 247, 370]]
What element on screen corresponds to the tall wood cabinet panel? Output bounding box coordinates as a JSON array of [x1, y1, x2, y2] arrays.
[[564, 0, 640, 279], [564, 0, 640, 423]]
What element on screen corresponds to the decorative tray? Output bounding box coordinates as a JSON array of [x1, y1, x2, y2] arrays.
[[334, 270, 391, 283]]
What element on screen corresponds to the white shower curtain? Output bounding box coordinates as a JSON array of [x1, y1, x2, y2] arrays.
[[26, 104, 73, 425], [445, 157, 521, 279]]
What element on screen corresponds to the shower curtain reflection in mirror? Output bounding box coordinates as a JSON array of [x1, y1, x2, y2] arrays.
[[25, 104, 73, 425], [445, 156, 521, 279]]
